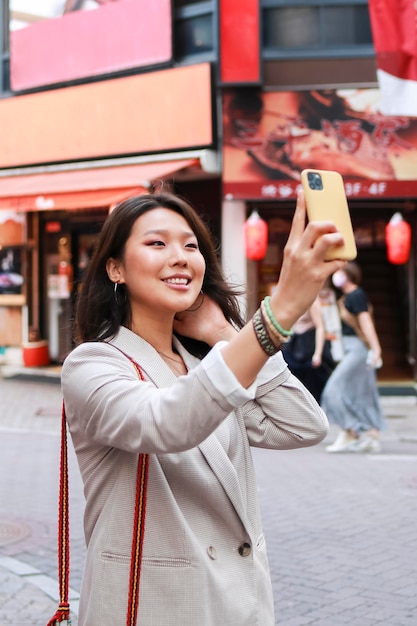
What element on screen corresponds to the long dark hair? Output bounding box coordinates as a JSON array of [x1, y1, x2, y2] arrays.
[[75, 192, 244, 356]]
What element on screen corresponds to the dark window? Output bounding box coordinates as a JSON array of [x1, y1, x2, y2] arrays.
[[173, 0, 216, 61], [262, 1, 373, 56], [0, 0, 10, 94], [264, 7, 319, 48], [322, 6, 372, 45], [175, 13, 213, 56], [174, 0, 205, 6]]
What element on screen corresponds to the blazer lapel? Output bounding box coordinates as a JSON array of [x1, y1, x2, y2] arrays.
[[198, 436, 252, 535], [110, 328, 179, 387]]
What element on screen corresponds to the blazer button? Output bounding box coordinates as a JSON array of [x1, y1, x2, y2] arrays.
[[238, 542, 252, 557], [207, 546, 217, 560]]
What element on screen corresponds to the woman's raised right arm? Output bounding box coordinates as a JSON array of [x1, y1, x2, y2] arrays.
[[175, 191, 347, 388]]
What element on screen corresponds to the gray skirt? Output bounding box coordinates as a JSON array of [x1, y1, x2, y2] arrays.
[[321, 335, 386, 433]]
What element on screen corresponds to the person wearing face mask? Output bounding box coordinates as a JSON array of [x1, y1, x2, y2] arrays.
[[321, 262, 385, 453]]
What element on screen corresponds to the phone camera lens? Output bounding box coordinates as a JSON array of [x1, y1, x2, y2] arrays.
[[307, 172, 323, 191]]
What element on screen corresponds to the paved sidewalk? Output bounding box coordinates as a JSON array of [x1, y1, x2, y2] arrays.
[[1, 371, 417, 625], [0, 374, 82, 626]]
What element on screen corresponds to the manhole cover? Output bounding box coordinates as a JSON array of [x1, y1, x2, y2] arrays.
[[0, 519, 31, 547]]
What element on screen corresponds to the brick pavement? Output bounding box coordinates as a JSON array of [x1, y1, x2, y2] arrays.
[[254, 396, 417, 625], [0, 374, 82, 626], [1, 371, 417, 625]]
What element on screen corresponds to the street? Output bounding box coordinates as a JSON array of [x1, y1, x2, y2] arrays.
[[1, 374, 417, 625]]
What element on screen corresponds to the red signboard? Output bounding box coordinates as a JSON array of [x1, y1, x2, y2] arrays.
[[219, 0, 260, 84], [222, 89, 417, 200], [10, 0, 172, 91]]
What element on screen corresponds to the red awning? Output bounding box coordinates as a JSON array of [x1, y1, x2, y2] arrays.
[[0, 159, 198, 211]]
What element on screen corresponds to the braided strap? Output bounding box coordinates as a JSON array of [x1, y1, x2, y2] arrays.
[[252, 308, 280, 356], [46, 603, 70, 626], [126, 359, 149, 626], [126, 453, 149, 626], [46, 404, 70, 626]]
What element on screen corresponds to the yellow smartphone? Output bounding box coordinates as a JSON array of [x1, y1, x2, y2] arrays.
[[301, 169, 357, 261]]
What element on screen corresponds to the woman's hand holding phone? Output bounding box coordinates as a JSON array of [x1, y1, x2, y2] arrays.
[[301, 169, 357, 261]]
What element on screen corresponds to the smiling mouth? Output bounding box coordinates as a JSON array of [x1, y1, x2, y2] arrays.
[[164, 278, 190, 285]]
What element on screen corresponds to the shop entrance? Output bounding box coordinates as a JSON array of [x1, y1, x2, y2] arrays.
[[39, 210, 107, 362], [252, 201, 416, 383], [356, 246, 414, 381]]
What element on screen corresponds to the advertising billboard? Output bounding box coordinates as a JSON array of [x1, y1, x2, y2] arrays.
[[223, 89, 417, 200]]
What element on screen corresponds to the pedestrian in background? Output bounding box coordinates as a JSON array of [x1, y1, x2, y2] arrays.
[[322, 261, 385, 453], [61, 190, 346, 626], [281, 296, 334, 402]]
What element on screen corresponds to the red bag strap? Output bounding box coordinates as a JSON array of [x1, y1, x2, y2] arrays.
[[126, 358, 149, 626], [48, 354, 149, 626], [46, 403, 71, 626]]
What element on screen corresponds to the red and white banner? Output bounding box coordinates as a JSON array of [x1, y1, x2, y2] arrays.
[[369, 0, 417, 116]]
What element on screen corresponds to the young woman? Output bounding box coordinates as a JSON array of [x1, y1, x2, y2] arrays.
[[62, 190, 346, 626], [322, 262, 385, 453]]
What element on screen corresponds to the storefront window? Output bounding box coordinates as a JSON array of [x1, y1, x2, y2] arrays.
[[0, 246, 24, 296]]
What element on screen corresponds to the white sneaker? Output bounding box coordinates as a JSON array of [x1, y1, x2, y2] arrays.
[[326, 430, 358, 453], [347, 435, 382, 454]]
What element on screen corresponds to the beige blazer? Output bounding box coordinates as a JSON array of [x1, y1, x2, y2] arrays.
[[62, 327, 328, 626]]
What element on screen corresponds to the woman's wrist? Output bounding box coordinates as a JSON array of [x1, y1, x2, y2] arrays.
[[209, 323, 238, 345], [372, 346, 382, 359], [312, 353, 321, 366], [265, 295, 297, 335]]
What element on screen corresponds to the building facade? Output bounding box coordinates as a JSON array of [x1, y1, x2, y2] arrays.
[[0, 0, 416, 380]]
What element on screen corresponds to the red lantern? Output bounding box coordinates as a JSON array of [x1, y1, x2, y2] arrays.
[[385, 213, 411, 265], [244, 210, 268, 261]]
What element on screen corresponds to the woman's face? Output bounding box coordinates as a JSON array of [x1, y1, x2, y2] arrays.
[[109, 208, 206, 317]]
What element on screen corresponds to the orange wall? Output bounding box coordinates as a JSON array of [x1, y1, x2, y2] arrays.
[[0, 64, 213, 168]]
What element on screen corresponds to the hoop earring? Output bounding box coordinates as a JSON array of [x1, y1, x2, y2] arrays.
[[113, 282, 126, 306]]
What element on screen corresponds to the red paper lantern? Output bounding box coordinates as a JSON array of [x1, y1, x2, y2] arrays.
[[385, 213, 411, 265], [244, 210, 268, 261]]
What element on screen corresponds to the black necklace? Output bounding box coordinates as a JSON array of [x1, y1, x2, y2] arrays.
[[156, 350, 187, 376]]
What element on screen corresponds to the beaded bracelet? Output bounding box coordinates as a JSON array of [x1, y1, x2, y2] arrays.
[[260, 299, 292, 345], [252, 308, 281, 357], [260, 300, 291, 345], [263, 296, 293, 338], [259, 302, 283, 346]]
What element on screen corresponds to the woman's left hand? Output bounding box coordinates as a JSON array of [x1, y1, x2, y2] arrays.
[[268, 191, 348, 331], [174, 294, 237, 346], [311, 352, 322, 367]]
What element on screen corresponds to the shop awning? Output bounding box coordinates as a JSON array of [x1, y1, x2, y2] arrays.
[[0, 158, 198, 211]]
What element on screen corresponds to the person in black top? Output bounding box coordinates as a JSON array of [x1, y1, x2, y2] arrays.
[[321, 262, 385, 453]]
